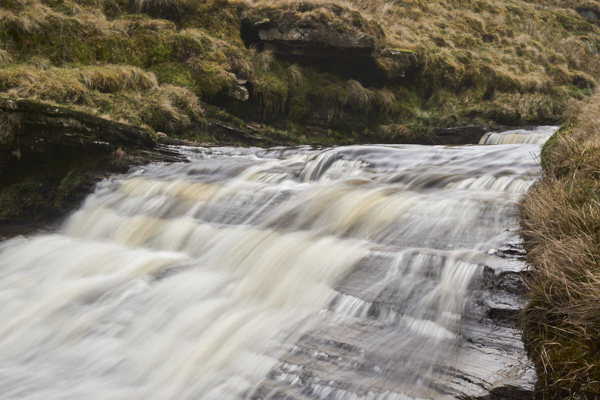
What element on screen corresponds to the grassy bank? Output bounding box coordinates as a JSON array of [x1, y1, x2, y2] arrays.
[[1, 0, 599, 142], [2, 0, 600, 223], [521, 92, 600, 399]]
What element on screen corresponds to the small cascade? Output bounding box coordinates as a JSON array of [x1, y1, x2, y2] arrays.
[[0, 127, 556, 399], [299, 150, 340, 181], [479, 126, 557, 145]]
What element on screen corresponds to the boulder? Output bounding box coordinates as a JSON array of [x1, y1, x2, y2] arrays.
[[228, 80, 250, 101]]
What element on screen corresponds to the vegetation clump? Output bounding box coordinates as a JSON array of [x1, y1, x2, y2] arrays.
[[521, 92, 600, 399]]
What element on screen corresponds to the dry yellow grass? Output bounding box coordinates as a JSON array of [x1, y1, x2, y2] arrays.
[[521, 92, 600, 399], [346, 79, 377, 106]]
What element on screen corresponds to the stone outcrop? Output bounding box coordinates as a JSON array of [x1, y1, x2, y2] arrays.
[[228, 80, 250, 101], [258, 26, 376, 58], [0, 99, 156, 152], [242, 4, 382, 58], [574, 2, 600, 23], [0, 99, 158, 224]]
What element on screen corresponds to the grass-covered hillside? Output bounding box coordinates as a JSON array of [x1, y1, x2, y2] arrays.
[[1, 0, 600, 223], [1, 0, 599, 144]]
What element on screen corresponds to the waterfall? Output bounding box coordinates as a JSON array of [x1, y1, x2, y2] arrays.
[[0, 127, 555, 399], [479, 126, 556, 145]]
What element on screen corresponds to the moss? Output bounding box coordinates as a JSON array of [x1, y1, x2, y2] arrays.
[[150, 62, 193, 87], [252, 68, 289, 118], [125, 19, 176, 67], [188, 59, 235, 98], [0, 178, 45, 220], [54, 168, 86, 207]]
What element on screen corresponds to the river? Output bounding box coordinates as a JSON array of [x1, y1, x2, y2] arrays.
[[0, 126, 556, 399]]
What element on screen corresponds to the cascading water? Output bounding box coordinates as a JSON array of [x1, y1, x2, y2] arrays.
[[0, 127, 555, 400]]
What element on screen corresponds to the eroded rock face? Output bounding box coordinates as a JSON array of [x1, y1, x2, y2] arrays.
[[0, 99, 156, 152], [243, 4, 383, 58], [259, 27, 376, 57], [0, 99, 158, 223]]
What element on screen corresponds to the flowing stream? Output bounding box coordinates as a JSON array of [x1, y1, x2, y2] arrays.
[[0, 126, 556, 399]]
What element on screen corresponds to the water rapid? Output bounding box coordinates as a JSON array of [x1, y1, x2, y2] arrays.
[[0, 127, 556, 399]]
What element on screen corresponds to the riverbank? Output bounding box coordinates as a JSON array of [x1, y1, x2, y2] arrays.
[[521, 92, 600, 398]]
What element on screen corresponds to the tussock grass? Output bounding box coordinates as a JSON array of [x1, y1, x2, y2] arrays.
[[79, 66, 158, 93], [346, 79, 377, 107], [521, 91, 600, 398], [0, 65, 205, 134], [478, 92, 563, 125], [254, 48, 275, 72], [0, 49, 12, 67], [161, 84, 205, 122], [376, 88, 396, 112], [142, 97, 182, 133], [288, 64, 304, 85], [378, 123, 415, 141]]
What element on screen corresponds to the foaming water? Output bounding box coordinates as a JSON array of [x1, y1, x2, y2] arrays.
[[479, 126, 556, 145], [0, 127, 556, 399]]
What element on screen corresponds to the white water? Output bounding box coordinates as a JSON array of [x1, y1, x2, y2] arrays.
[[0, 127, 555, 399], [479, 125, 556, 145]]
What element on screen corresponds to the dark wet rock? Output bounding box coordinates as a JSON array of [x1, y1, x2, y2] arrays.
[[305, 114, 329, 137], [207, 121, 283, 146], [493, 244, 527, 261], [248, 244, 535, 400], [0, 99, 159, 224], [472, 385, 535, 400], [0, 99, 155, 151], [482, 266, 529, 296], [433, 125, 488, 145]]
